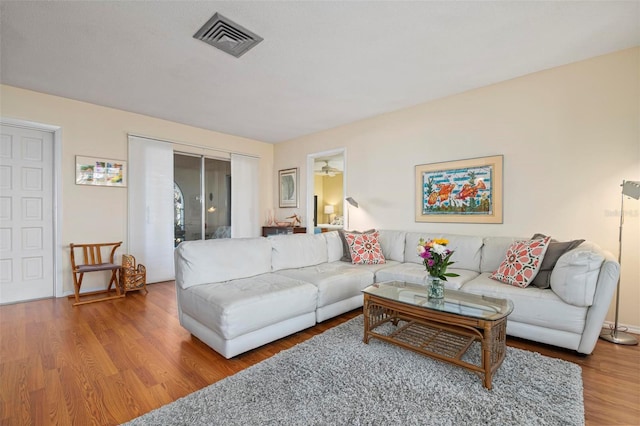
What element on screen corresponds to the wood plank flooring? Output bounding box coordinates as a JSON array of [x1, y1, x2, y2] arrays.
[[1, 281, 638, 425]]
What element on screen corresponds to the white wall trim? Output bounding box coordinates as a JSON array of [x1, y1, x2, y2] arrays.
[[1, 117, 64, 298]]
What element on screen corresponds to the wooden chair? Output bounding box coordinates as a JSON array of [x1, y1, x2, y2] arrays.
[[69, 242, 125, 306], [120, 254, 147, 295]]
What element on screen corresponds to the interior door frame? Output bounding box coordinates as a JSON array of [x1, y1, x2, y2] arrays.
[[1, 117, 63, 298], [306, 148, 347, 234]]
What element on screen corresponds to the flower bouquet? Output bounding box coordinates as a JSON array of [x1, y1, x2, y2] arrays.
[[417, 238, 459, 299], [417, 238, 459, 280]]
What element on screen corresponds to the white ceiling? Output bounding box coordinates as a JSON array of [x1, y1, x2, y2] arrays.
[[1, 1, 638, 143]]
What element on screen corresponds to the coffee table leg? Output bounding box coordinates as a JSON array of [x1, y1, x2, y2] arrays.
[[363, 296, 370, 344], [483, 324, 493, 390]]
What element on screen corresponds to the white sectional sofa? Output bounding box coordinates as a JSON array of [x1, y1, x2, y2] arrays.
[[174, 230, 619, 358]]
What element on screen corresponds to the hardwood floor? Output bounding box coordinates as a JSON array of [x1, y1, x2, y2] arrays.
[[1, 281, 638, 425]]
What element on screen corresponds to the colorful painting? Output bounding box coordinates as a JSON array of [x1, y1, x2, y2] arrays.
[[415, 155, 503, 223], [76, 156, 127, 187]]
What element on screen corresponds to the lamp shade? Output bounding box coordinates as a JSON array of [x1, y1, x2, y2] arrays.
[[324, 205, 334, 215], [345, 197, 359, 208], [622, 180, 640, 200]]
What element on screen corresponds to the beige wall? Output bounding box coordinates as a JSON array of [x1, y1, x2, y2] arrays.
[[314, 175, 324, 224], [322, 174, 344, 218], [0, 85, 274, 294], [314, 173, 344, 224], [274, 48, 640, 330]]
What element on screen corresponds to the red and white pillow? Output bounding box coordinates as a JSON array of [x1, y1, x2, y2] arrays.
[[490, 237, 551, 288], [344, 231, 386, 265]]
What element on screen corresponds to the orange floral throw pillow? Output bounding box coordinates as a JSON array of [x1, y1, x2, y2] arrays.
[[344, 231, 386, 265], [490, 237, 551, 288]]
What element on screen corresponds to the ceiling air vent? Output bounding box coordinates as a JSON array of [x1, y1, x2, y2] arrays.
[[193, 12, 263, 58]]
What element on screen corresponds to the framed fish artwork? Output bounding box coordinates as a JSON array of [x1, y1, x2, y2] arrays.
[[415, 155, 503, 223]]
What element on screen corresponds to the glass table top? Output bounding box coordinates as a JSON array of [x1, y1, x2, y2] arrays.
[[362, 281, 513, 321]]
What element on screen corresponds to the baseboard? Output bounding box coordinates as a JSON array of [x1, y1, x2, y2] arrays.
[[602, 320, 640, 335]]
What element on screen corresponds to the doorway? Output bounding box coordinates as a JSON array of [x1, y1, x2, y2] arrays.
[[0, 122, 59, 304], [306, 148, 346, 233]]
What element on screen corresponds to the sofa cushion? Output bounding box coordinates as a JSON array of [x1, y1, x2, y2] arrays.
[[341, 260, 401, 275], [345, 231, 386, 264], [175, 238, 272, 289], [530, 233, 585, 289], [404, 232, 483, 272], [480, 236, 524, 273], [274, 262, 374, 308], [462, 273, 588, 335], [377, 230, 406, 262], [324, 231, 344, 262], [550, 243, 604, 307], [490, 237, 551, 288], [179, 273, 318, 339], [375, 263, 428, 286], [374, 263, 478, 290], [270, 234, 328, 272], [338, 229, 375, 262]]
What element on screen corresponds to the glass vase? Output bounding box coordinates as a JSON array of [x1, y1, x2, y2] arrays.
[[427, 275, 445, 300]]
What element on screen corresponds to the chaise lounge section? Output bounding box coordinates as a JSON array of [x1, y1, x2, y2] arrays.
[[174, 230, 619, 358]]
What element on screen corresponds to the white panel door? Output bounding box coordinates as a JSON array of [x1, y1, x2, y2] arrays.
[[0, 125, 54, 304]]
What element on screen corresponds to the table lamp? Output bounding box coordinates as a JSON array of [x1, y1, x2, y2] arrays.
[[324, 205, 334, 223]]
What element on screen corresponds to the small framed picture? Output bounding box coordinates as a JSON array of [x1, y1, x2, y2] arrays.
[[76, 156, 127, 187], [279, 168, 298, 208]]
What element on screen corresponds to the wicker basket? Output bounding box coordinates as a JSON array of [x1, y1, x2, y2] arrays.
[[120, 254, 148, 294]]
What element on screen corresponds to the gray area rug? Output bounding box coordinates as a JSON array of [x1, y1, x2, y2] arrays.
[[126, 316, 584, 425]]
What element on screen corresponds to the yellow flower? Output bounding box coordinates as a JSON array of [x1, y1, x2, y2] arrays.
[[433, 238, 449, 246]]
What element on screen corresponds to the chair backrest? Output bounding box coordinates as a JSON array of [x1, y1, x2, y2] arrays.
[[70, 242, 122, 270]]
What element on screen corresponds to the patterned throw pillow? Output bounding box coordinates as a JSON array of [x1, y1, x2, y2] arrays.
[[344, 231, 386, 265], [490, 237, 551, 288], [338, 229, 375, 262]]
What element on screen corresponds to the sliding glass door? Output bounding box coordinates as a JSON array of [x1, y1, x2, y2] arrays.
[[204, 157, 231, 239], [174, 153, 230, 245]]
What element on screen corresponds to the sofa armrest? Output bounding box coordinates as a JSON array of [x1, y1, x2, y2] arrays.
[[575, 246, 619, 354], [550, 243, 604, 307]]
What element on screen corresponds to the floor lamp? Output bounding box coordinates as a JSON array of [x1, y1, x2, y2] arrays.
[[600, 180, 640, 345]]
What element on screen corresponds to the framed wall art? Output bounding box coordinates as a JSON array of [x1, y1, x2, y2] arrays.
[[76, 156, 127, 187], [279, 167, 298, 208], [415, 155, 503, 223]]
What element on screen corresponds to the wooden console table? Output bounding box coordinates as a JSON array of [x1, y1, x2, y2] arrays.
[[262, 226, 306, 237]]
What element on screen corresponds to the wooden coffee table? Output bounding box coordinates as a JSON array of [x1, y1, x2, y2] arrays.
[[362, 281, 513, 389]]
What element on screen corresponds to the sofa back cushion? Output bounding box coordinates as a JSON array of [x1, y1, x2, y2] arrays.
[[480, 236, 524, 273], [404, 232, 483, 272], [175, 238, 271, 289], [550, 242, 604, 307], [324, 231, 343, 262], [377, 230, 406, 262], [271, 233, 328, 271]]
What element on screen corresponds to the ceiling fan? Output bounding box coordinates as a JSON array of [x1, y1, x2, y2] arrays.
[[315, 160, 340, 177]]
